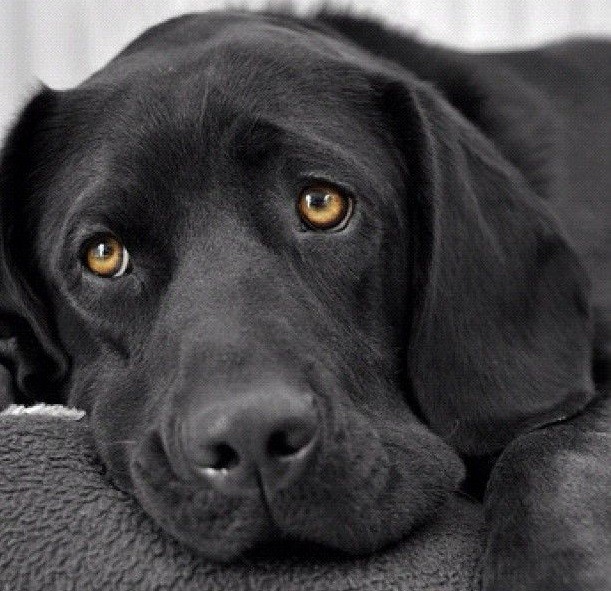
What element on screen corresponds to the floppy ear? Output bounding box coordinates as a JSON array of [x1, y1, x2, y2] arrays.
[[376, 75, 595, 455], [0, 88, 68, 405]]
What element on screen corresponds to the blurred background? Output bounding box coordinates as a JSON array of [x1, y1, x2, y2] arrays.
[[1, 0, 610, 135]]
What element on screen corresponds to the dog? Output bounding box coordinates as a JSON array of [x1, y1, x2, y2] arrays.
[[1, 10, 609, 590]]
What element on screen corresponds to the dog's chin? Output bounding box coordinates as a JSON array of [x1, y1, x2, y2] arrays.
[[124, 408, 465, 562]]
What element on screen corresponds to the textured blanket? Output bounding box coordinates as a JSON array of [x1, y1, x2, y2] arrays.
[[0, 407, 484, 590]]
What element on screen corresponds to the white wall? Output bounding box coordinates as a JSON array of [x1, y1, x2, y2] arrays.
[[1, 0, 610, 135]]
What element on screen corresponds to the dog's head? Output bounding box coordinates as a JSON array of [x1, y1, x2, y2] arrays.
[[0, 12, 593, 559]]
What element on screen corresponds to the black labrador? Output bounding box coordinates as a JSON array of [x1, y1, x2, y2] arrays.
[[1, 10, 609, 590]]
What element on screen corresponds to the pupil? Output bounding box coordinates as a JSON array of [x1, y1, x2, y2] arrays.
[[96, 243, 113, 258], [307, 192, 329, 209]]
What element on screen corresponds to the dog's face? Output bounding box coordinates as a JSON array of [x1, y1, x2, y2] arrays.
[[0, 13, 593, 560]]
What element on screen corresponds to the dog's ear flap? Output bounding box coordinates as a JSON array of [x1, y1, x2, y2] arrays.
[[0, 88, 68, 405], [375, 75, 595, 455]]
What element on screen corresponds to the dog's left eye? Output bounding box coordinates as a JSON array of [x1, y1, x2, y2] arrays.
[[297, 185, 352, 231], [83, 235, 130, 278]]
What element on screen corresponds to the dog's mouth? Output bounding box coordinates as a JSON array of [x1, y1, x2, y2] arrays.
[[125, 401, 465, 561]]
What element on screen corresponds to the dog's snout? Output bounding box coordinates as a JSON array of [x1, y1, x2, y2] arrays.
[[179, 387, 318, 494]]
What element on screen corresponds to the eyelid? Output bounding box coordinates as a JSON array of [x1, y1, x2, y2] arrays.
[[297, 173, 357, 199], [114, 245, 130, 276]]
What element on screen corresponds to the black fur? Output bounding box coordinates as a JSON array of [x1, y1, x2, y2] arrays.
[[1, 10, 609, 589]]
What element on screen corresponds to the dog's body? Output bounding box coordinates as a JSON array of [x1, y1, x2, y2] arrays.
[[0, 11, 609, 590]]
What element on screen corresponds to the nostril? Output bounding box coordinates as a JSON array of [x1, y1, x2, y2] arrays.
[[178, 388, 318, 491], [267, 426, 315, 459], [202, 443, 240, 472]]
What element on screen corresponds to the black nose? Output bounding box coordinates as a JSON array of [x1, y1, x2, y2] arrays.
[[179, 387, 318, 494]]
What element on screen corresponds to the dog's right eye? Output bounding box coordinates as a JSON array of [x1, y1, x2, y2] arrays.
[[297, 185, 353, 231], [83, 235, 130, 278]]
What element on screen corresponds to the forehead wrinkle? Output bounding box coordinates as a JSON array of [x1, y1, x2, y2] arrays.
[[274, 115, 397, 187], [202, 68, 385, 162], [202, 100, 383, 185]]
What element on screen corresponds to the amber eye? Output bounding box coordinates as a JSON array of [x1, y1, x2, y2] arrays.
[[297, 185, 352, 230], [84, 235, 129, 278]]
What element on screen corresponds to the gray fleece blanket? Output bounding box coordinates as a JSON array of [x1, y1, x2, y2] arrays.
[[0, 407, 484, 590]]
